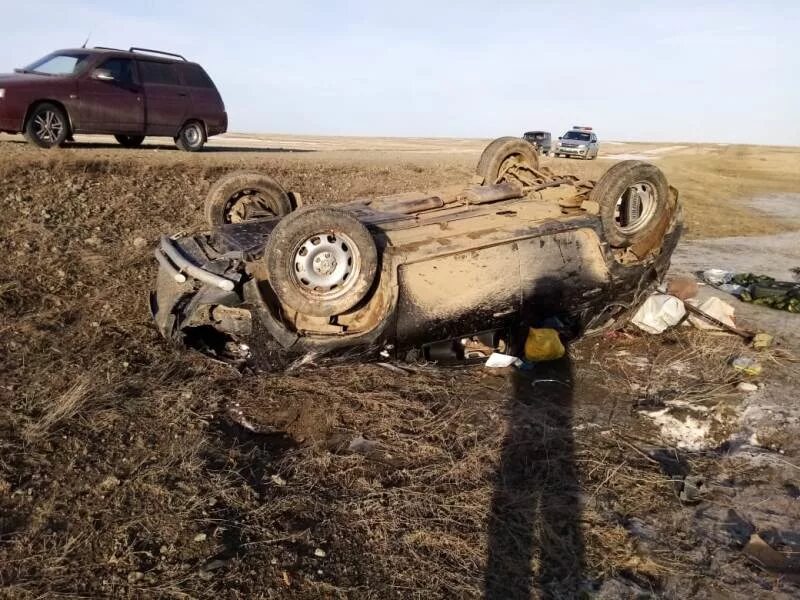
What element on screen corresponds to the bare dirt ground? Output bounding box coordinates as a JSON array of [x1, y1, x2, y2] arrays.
[[1, 133, 799, 599]]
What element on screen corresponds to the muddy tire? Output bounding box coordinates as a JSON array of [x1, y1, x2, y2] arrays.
[[114, 134, 145, 148], [265, 207, 378, 317], [591, 160, 670, 248], [205, 171, 293, 226], [24, 102, 69, 148], [476, 137, 539, 185], [175, 121, 206, 152]]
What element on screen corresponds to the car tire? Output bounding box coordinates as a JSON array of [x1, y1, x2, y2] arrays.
[[114, 134, 145, 148], [24, 103, 69, 149], [265, 206, 378, 317], [175, 121, 206, 152], [591, 160, 670, 248], [476, 136, 539, 185], [205, 171, 293, 226]]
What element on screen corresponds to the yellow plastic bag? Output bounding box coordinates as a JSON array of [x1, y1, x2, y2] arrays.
[[524, 328, 565, 362]]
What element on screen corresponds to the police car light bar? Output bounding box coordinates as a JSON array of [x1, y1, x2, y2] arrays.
[[572, 126, 593, 131]]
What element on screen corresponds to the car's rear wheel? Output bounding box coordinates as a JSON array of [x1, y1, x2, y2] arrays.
[[264, 207, 378, 317], [24, 103, 69, 149], [175, 121, 206, 152], [476, 137, 540, 185], [591, 160, 670, 248], [114, 134, 145, 148], [204, 171, 293, 226]]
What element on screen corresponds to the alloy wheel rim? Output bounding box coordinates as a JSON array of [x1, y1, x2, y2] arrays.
[[33, 110, 64, 143]]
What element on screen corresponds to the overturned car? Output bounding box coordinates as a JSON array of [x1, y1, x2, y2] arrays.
[[150, 137, 682, 368]]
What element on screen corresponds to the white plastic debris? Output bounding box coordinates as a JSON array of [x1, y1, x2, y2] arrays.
[[630, 294, 686, 334], [702, 269, 734, 286], [686, 296, 736, 331], [484, 353, 522, 368]]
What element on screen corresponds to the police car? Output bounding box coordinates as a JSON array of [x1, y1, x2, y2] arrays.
[[555, 126, 599, 160]]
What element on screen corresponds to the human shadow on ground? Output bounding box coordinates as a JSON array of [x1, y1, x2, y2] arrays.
[[485, 285, 585, 598]]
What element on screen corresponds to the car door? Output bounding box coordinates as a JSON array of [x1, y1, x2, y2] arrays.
[[137, 60, 190, 136], [77, 57, 144, 133]]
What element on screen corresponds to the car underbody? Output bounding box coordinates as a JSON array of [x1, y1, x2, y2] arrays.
[[150, 138, 683, 369]]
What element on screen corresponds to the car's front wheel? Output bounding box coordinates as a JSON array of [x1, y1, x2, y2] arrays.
[[175, 121, 206, 152], [264, 207, 378, 318], [114, 134, 145, 148], [24, 103, 69, 149]]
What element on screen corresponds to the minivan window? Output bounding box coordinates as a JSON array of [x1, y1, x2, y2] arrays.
[[139, 61, 179, 85], [97, 58, 135, 86], [181, 64, 214, 88], [24, 53, 90, 76]]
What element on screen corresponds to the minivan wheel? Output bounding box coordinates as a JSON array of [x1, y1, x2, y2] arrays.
[[264, 207, 378, 318], [114, 135, 145, 148], [25, 103, 69, 149], [175, 121, 206, 152]]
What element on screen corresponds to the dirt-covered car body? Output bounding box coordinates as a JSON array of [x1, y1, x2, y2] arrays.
[[151, 139, 682, 368]]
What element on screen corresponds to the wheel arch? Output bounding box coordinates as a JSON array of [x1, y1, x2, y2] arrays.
[[24, 99, 74, 134]]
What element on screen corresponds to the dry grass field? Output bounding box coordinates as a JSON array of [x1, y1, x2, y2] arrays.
[[1, 133, 799, 599]]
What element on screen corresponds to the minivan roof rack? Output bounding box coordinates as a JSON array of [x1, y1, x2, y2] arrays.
[[129, 47, 187, 61], [93, 46, 127, 52]]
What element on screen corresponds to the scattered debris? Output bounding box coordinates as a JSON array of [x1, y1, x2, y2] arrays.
[[270, 474, 287, 487], [742, 533, 798, 574], [524, 328, 565, 361], [314, 548, 327, 558], [132, 236, 148, 249], [193, 533, 207, 543], [347, 435, 378, 454], [737, 382, 759, 392], [484, 353, 521, 368], [732, 357, 763, 376], [686, 297, 736, 331], [376, 362, 411, 375], [679, 475, 706, 503], [666, 275, 699, 300], [751, 332, 774, 350], [631, 294, 686, 334]]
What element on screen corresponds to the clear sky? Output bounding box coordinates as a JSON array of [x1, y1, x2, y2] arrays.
[[1, 0, 798, 144]]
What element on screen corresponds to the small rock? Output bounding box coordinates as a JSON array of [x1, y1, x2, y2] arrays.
[[202, 559, 227, 572], [127, 571, 144, 583], [271, 474, 287, 486], [98, 475, 120, 492], [193, 533, 207, 543], [132, 237, 148, 249], [85, 236, 102, 246], [737, 382, 758, 392], [314, 548, 326, 558]]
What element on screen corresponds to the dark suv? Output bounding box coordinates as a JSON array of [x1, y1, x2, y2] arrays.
[[0, 47, 227, 151], [522, 131, 552, 155]]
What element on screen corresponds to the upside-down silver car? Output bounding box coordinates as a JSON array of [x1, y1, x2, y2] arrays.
[[150, 137, 682, 369]]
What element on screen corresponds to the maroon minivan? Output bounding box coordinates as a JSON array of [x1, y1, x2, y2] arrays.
[[0, 47, 227, 151]]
